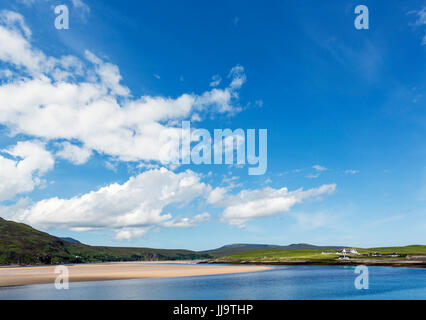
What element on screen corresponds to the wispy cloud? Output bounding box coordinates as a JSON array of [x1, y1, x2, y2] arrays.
[[312, 165, 327, 172], [367, 215, 404, 227], [306, 173, 320, 179], [412, 7, 426, 26], [255, 100, 263, 108], [17, 0, 35, 6], [209, 74, 222, 87], [292, 211, 338, 231], [409, 6, 426, 45], [71, 0, 90, 11], [345, 169, 359, 175]]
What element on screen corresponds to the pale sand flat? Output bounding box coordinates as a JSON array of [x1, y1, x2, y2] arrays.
[[0, 262, 271, 287]]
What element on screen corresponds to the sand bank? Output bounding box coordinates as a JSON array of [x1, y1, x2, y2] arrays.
[[0, 261, 271, 287]]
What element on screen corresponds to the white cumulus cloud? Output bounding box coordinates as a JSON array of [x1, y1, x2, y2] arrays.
[[0, 10, 247, 167], [55, 141, 93, 165], [212, 184, 337, 227], [9, 168, 210, 239], [0, 140, 54, 201], [162, 212, 210, 228]]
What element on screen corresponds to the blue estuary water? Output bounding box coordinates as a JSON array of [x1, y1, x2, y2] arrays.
[[0, 265, 425, 300]]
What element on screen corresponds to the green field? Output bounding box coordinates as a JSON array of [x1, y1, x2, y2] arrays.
[[357, 245, 426, 255], [214, 246, 426, 264], [220, 249, 338, 263]]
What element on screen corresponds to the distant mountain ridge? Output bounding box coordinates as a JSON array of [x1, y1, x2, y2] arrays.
[[203, 243, 344, 257], [60, 237, 81, 244]]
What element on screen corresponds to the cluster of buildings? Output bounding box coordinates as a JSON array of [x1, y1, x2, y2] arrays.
[[321, 248, 360, 260], [322, 248, 401, 260], [336, 248, 360, 255], [336, 248, 359, 260]]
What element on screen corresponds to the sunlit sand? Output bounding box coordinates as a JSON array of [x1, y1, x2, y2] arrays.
[[0, 261, 271, 287]]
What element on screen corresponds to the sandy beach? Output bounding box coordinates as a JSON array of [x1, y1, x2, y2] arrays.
[[0, 261, 271, 287]]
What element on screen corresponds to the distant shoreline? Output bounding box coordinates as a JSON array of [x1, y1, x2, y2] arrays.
[[205, 259, 426, 269], [0, 261, 271, 287], [0, 259, 208, 269]]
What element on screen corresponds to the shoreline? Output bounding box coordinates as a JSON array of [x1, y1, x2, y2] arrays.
[[0, 261, 271, 287], [205, 259, 426, 269]]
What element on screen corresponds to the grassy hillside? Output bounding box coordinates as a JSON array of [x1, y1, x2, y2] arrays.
[[218, 249, 338, 263], [203, 243, 343, 257], [357, 245, 426, 255], [0, 217, 74, 265], [0, 218, 211, 265], [215, 246, 426, 264]]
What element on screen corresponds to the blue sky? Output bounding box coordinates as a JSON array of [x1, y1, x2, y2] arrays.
[[0, 0, 425, 250]]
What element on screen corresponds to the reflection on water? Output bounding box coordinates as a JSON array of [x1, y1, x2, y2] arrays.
[[1, 265, 426, 300]]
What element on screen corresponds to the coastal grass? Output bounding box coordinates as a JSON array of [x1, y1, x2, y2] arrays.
[[357, 245, 426, 255], [216, 246, 426, 263], [218, 249, 337, 263]]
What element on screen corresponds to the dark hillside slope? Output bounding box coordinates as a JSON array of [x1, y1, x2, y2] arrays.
[[0, 218, 211, 265]]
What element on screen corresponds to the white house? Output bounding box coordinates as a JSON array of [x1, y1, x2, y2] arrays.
[[349, 248, 360, 255], [336, 248, 360, 255]]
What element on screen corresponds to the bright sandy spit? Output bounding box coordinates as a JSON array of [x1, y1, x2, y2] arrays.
[[0, 261, 271, 287]]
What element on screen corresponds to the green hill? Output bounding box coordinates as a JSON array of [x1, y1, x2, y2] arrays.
[[202, 243, 344, 257], [0, 218, 211, 265], [60, 237, 81, 244]]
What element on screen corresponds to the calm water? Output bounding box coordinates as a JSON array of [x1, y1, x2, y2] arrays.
[[1, 265, 425, 300]]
